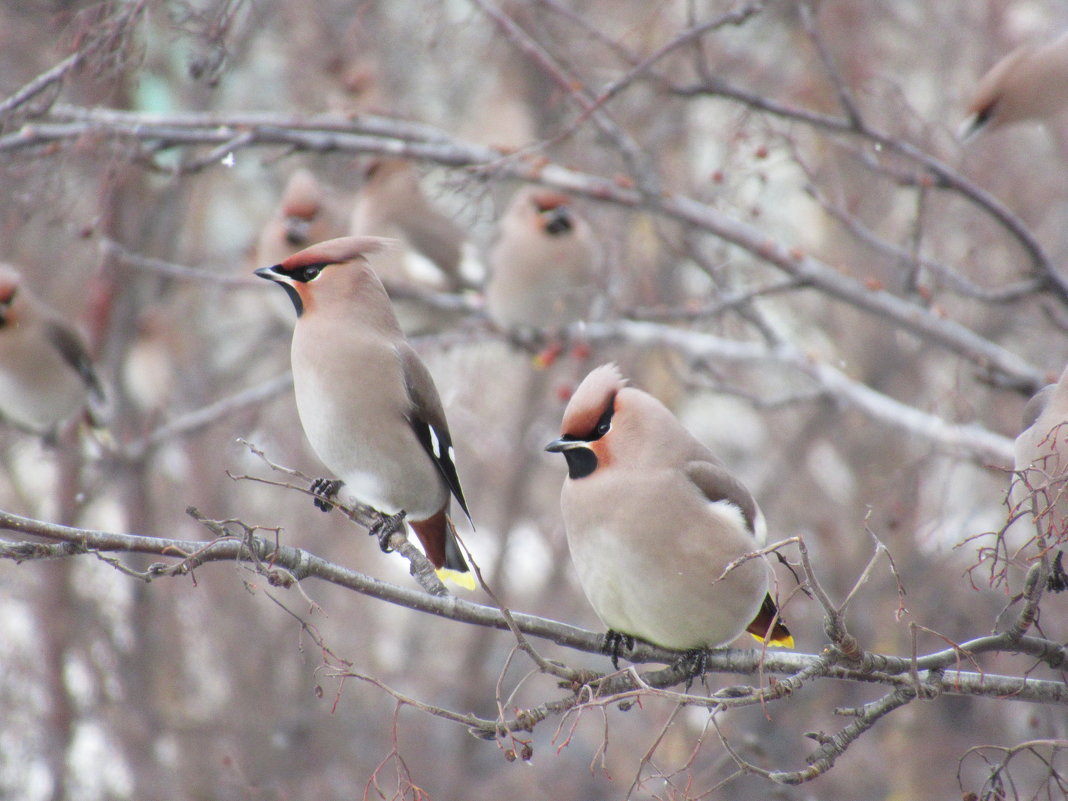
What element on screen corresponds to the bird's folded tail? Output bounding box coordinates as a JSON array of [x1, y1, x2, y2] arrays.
[[410, 508, 475, 590], [746, 593, 794, 648]]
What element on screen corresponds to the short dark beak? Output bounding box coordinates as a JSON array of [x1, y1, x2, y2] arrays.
[[255, 265, 282, 281], [542, 206, 573, 235], [545, 437, 583, 453], [284, 217, 311, 246]]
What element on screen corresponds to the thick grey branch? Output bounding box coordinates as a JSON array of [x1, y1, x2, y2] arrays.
[[1, 509, 1065, 705]]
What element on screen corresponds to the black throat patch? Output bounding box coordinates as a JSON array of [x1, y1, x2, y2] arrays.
[[280, 282, 303, 317], [562, 446, 598, 479]]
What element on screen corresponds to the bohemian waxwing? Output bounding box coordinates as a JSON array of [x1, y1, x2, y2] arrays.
[[326, 58, 382, 117], [485, 186, 599, 335], [256, 169, 336, 269], [255, 236, 474, 587], [0, 264, 104, 435], [960, 31, 1068, 141], [350, 159, 467, 286], [349, 158, 470, 308], [1010, 364, 1068, 565], [545, 364, 792, 662]]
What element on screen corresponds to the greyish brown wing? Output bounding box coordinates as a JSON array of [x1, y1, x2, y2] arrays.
[[397, 342, 471, 521]]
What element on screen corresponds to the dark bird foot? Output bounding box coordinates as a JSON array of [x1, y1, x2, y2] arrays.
[[369, 511, 407, 553], [601, 630, 635, 670], [310, 478, 343, 512], [675, 648, 711, 693], [1048, 551, 1067, 593]]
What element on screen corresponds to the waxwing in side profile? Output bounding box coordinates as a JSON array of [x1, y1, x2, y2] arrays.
[[0, 264, 104, 436], [256, 237, 473, 587]]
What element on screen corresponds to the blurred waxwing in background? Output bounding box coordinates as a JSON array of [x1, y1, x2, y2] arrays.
[[545, 364, 792, 663], [1010, 363, 1068, 570], [326, 58, 383, 117], [255, 236, 475, 588], [0, 264, 104, 436], [255, 169, 342, 328], [960, 31, 1068, 141], [256, 169, 338, 269], [485, 186, 600, 341], [120, 308, 176, 418], [349, 158, 474, 335]]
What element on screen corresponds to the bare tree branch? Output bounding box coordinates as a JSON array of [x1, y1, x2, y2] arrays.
[[667, 77, 1064, 303], [87, 231, 1021, 466], [958, 739, 1068, 801], [802, 178, 1045, 304], [0, 104, 1045, 390], [119, 373, 294, 460], [0, 508, 1064, 707], [579, 319, 1016, 465], [0, 2, 147, 122]]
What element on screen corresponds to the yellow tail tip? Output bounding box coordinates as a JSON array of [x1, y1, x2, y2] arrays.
[[436, 568, 476, 591], [749, 632, 795, 649]]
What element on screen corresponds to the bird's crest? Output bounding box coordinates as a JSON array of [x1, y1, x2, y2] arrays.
[[279, 236, 397, 270], [530, 190, 572, 213], [0, 266, 19, 309], [280, 169, 324, 220], [560, 363, 627, 441]]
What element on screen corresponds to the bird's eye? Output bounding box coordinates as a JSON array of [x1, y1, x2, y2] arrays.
[[299, 265, 321, 282], [594, 403, 614, 438]]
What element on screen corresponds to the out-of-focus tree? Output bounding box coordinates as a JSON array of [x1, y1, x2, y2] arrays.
[[0, 2, 1066, 800]]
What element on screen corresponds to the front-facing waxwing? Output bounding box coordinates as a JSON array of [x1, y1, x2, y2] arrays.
[[545, 364, 792, 661], [1011, 363, 1068, 567], [960, 31, 1068, 141], [254, 169, 342, 330], [255, 236, 474, 587], [256, 169, 336, 268], [485, 186, 599, 334], [0, 264, 104, 435]]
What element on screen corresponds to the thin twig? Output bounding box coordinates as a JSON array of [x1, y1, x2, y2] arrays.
[[1, 105, 1048, 390]]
